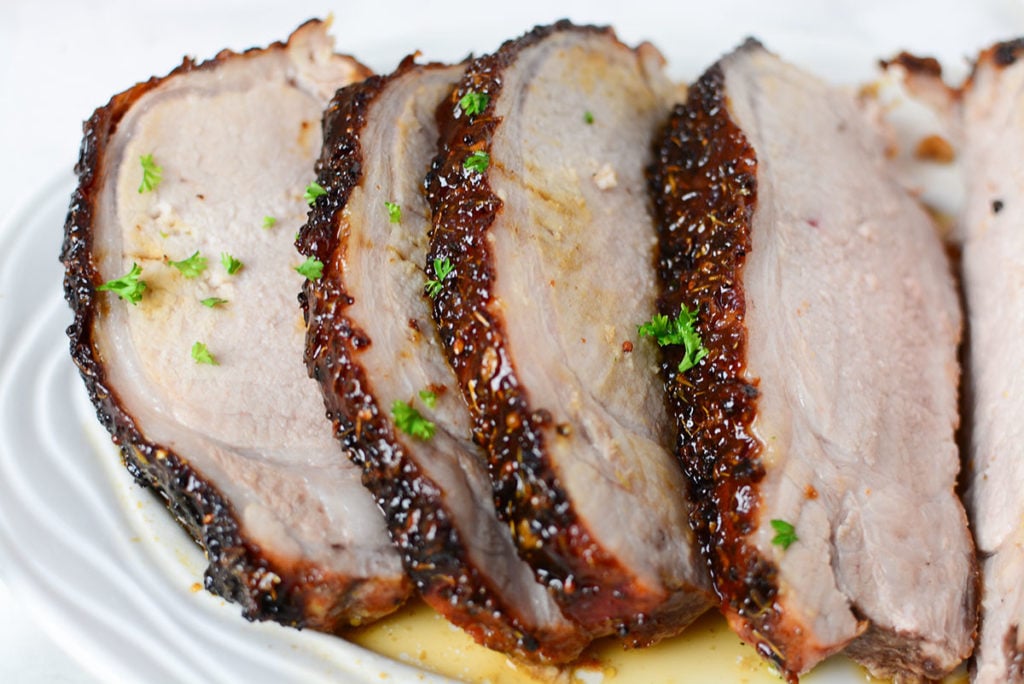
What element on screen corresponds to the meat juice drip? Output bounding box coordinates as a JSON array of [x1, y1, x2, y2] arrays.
[[349, 602, 927, 683]]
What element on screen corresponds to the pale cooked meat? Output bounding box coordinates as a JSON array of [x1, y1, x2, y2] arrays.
[[424, 21, 711, 642], [298, 59, 587, 662], [649, 40, 976, 681], [961, 38, 1024, 684], [61, 20, 409, 630]]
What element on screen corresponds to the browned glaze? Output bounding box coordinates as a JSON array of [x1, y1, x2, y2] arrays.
[[423, 21, 696, 642], [648, 64, 806, 679], [296, 57, 587, 662], [60, 23, 407, 632]]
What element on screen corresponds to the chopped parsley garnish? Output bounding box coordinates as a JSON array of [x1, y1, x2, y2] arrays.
[[296, 256, 323, 280], [770, 519, 798, 549], [458, 91, 490, 117], [463, 150, 489, 173], [138, 154, 163, 193], [584, 110, 595, 124], [304, 181, 327, 206], [220, 252, 243, 275], [200, 297, 228, 308], [191, 341, 218, 365], [391, 400, 435, 440], [168, 251, 207, 278], [419, 389, 437, 409], [262, 216, 277, 229], [637, 304, 708, 373], [385, 201, 401, 223], [96, 263, 146, 304], [425, 257, 454, 298]]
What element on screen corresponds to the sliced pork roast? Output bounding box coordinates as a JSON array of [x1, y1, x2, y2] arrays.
[[961, 39, 1024, 684], [424, 21, 712, 643], [648, 40, 976, 681], [297, 59, 588, 662], [61, 20, 410, 631]]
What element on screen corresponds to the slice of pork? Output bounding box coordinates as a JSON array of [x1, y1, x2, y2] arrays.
[[297, 59, 588, 662], [648, 40, 976, 681], [961, 38, 1024, 684], [423, 21, 711, 642], [61, 20, 409, 631]]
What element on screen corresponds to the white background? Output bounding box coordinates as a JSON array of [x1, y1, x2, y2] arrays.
[[2, 1, 1023, 681]]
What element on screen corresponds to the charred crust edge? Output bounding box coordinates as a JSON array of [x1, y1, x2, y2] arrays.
[[423, 20, 697, 640], [879, 51, 944, 77], [1006, 625, 1024, 682], [967, 37, 1024, 88], [60, 23, 404, 634], [296, 60, 587, 663], [647, 64, 804, 676], [993, 38, 1024, 67]]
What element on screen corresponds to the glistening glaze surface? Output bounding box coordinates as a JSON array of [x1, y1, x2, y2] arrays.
[[2, 1, 1014, 677], [0, 178, 963, 684]]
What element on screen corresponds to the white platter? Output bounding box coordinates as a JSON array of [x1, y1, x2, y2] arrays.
[[1, 3, 1021, 681]]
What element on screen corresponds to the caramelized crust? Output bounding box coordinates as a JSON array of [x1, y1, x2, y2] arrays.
[[424, 21, 708, 640], [424, 22, 629, 635], [993, 38, 1024, 66], [878, 51, 944, 77], [654, 43, 975, 681], [297, 58, 587, 662], [61, 23, 407, 632], [646, 65, 800, 672]]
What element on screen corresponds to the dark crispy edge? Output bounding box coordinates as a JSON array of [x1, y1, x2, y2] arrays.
[[645, 64, 808, 677], [295, 56, 587, 664], [1005, 625, 1024, 682], [877, 50, 962, 110], [991, 38, 1024, 67], [879, 51, 944, 77], [963, 37, 1024, 90], [423, 20, 701, 642], [60, 21, 409, 632], [656, 50, 981, 681]]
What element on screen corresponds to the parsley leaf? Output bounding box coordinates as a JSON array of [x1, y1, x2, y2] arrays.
[[191, 341, 218, 365], [419, 389, 437, 409], [458, 91, 490, 117], [200, 297, 228, 308], [304, 181, 327, 206], [770, 519, 798, 549], [138, 154, 163, 193], [220, 252, 243, 275], [391, 400, 435, 440], [463, 151, 489, 173], [168, 251, 207, 278], [96, 263, 146, 304], [584, 111, 595, 124], [637, 304, 709, 373], [425, 257, 454, 298], [262, 216, 277, 229], [296, 256, 323, 280], [385, 201, 401, 223]]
